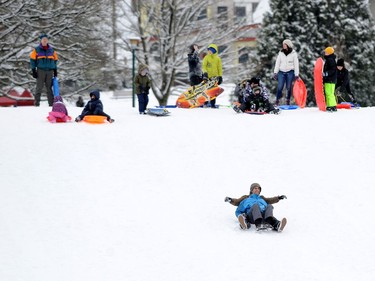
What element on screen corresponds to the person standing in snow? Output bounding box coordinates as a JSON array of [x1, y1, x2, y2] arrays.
[[273, 39, 300, 106], [225, 183, 287, 231], [75, 90, 114, 123], [335, 58, 357, 105], [187, 44, 203, 86], [323, 47, 337, 112], [134, 64, 151, 114], [29, 34, 58, 107], [202, 43, 223, 108]]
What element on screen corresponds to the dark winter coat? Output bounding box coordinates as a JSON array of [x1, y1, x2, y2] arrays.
[[135, 64, 151, 95], [52, 96, 68, 115], [239, 90, 275, 113], [82, 90, 104, 113], [336, 67, 351, 92], [188, 51, 202, 79], [323, 54, 337, 84], [230, 194, 280, 217]]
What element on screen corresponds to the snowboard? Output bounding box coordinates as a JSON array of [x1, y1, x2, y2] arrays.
[[314, 57, 326, 111], [52, 77, 60, 97], [292, 78, 307, 108], [146, 108, 171, 116], [176, 77, 224, 108]]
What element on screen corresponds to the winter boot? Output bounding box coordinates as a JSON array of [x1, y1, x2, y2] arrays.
[[238, 214, 250, 230], [274, 218, 287, 232], [233, 105, 242, 113], [286, 99, 290, 105], [275, 99, 280, 106]]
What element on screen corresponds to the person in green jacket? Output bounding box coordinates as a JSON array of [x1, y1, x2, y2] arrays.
[[134, 64, 151, 114], [202, 43, 223, 108]]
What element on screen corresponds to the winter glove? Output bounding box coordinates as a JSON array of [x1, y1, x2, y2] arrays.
[[202, 72, 208, 80], [32, 69, 38, 79], [273, 73, 278, 81], [278, 195, 287, 200], [295, 75, 300, 81], [53, 69, 57, 77], [218, 76, 223, 85], [224, 197, 232, 203]]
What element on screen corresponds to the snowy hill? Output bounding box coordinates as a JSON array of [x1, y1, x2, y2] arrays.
[[1, 86, 375, 281]]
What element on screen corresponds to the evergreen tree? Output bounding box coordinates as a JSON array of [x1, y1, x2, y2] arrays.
[[251, 0, 375, 106], [324, 0, 375, 106]]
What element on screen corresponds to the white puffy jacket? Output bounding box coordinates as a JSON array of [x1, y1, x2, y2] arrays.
[[273, 50, 299, 76]]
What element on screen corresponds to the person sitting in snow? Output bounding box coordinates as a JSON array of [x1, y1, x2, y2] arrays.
[[75, 90, 114, 123], [233, 78, 279, 114], [236, 77, 270, 103], [48, 95, 70, 122], [225, 183, 287, 231]]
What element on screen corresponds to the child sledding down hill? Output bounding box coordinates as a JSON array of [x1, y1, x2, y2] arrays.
[[48, 96, 70, 122], [233, 77, 280, 114], [75, 90, 114, 123]]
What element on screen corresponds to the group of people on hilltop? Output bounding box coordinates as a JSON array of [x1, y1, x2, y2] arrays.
[[29, 34, 357, 116]]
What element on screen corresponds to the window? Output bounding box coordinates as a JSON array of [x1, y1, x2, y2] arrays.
[[235, 6, 246, 18], [197, 8, 207, 20]]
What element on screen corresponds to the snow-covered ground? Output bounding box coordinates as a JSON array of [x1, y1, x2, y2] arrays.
[[1, 85, 374, 281]]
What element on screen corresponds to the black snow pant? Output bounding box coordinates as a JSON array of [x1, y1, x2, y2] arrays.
[[35, 69, 54, 106]]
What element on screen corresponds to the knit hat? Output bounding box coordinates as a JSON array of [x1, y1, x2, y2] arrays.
[[39, 34, 48, 40], [249, 77, 260, 85], [250, 183, 261, 194], [283, 39, 293, 48], [337, 58, 345, 67], [325, 47, 334, 55]]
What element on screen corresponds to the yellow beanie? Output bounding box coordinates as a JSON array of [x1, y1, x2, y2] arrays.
[[325, 47, 334, 55]]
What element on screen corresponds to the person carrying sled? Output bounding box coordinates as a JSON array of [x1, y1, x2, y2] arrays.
[[30, 34, 58, 106], [134, 64, 151, 114], [75, 90, 114, 123], [48, 95, 69, 123], [233, 77, 280, 114], [187, 44, 203, 86], [202, 43, 222, 108], [335, 58, 357, 105], [273, 39, 300, 106], [225, 183, 287, 232]]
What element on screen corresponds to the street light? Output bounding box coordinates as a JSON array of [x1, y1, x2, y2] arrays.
[[129, 37, 140, 108]]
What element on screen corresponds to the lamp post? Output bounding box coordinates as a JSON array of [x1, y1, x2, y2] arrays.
[[129, 38, 140, 108]]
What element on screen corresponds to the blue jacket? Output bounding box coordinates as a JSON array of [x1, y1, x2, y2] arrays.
[[235, 194, 268, 217]]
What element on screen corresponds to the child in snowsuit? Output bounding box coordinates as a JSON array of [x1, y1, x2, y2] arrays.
[[323, 47, 337, 112], [75, 90, 114, 123], [202, 43, 222, 108], [48, 95, 69, 122], [134, 64, 151, 114], [187, 44, 203, 86], [233, 77, 279, 114], [225, 183, 287, 232], [335, 58, 357, 105]]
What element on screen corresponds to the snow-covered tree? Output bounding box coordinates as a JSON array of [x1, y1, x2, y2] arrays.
[[117, 0, 247, 105], [0, 0, 111, 95], [323, 0, 375, 106], [251, 0, 375, 106]]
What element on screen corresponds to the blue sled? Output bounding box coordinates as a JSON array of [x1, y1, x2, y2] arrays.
[[52, 77, 59, 96]]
